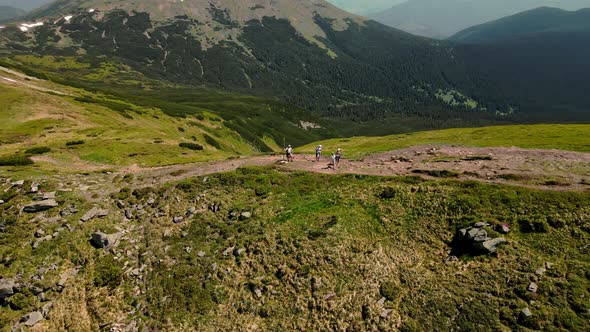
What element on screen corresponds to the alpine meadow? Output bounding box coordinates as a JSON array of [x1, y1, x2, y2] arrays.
[[0, 1, 588, 331]]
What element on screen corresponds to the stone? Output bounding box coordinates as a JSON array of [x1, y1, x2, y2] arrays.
[[187, 207, 197, 215], [117, 200, 125, 209], [147, 198, 155, 205], [528, 282, 538, 293], [535, 268, 546, 276], [474, 222, 489, 228], [467, 228, 487, 240], [12, 180, 24, 187], [209, 203, 220, 213], [239, 211, 252, 221], [234, 248, 246, 256], [90, 231, 123, 249], [30, 183, 39, 193], [222, 247, 235, 256], [173, 216, 184, 224], [521, 308, 533, 318], [0, 279, 15, 301], [125, 209, 133, 220], [545, 262, 554, 269], [34, 229, 45, 238], [185, 246, 192, 254], [380, 309, 393, 318], [22, 311, 43, 326], [23, 199, 59, 213], [496, 223, 511, 234], [0, 199, 4, 204], [97, 209, 109, 218], [253, 288, 262, 298], [80, 207, 100, 222], [474, 237, 506, 254], [43, 192, 56, 200], [197, 251, 206, 257], [41, 301, 53, 316]]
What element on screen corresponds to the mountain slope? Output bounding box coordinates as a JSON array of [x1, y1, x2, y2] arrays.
[[371, 0, 590, 38], [326, 0, 405, 15], [0, 5, 24, 21], [450, 7, 590, 43]]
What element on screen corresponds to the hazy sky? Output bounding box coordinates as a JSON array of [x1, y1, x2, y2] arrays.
[[327, 0, 406, 14]]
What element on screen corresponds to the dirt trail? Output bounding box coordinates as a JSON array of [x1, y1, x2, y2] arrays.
[[125, 146, 590, 192]]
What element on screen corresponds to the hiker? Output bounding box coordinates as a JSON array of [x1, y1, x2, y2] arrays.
[[315, 145, 322, 162], [285, 145, 294, 162], [330, 152, 337, 170], [335, 148, 342, 166]]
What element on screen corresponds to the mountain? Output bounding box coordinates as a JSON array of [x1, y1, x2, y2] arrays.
[[450, 7, 590, 43], [371, 0, 590, 38], [0, 0, 51, 11], [0, 5, 25, 21], [451, 7, 590, 118], [1, 0, 492, 127], [326, 0, 406, 15], [0, 0, 589, 130]]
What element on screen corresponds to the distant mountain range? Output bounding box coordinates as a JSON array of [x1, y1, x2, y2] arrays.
[[326, 0, 405, 15], [451, 7, 590, 43], [370, 0, 590, 38], [0, 5, 24, 21]]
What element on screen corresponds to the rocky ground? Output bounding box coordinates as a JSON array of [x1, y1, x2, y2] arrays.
[[0, 145, 588, 331]]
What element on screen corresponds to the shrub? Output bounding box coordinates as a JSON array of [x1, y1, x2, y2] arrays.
[[66, 140, 85, 146], [94, 257, 123, 289], [179, 142, 203, 151], [412, 169, 459, 178], [379, 187, 397, 199], [24, 146, 51, 155], [204, 134, 222, 150], [0, 155, 34, 166]]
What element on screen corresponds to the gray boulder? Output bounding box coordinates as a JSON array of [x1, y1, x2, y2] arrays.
[[43, 192, 56, 200], [80, 207, 100, 222], [521, 308, 533, 318], [474, 237, 506, 254], [90, 231, 123, 249], [527, 282, 539, 293], [21, 311, 43, 327], [23, 199, 59, 213], [239, 212, 252, 221], [0, 279, 15, 301], [173, 216, 184, 224]]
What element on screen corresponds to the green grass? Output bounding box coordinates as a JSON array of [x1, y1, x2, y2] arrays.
[[301, 124, 590, 158]]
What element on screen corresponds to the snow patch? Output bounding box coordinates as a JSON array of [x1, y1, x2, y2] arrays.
[[88, 9, 95, 13], [19, 22, 44, 32], [64, 15, 73, 22]]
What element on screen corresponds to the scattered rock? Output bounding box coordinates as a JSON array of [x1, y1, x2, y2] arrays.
[[528, 282, 538, 293], [496, 223, 511, 234], [185, 246, 192, 254], [43, 192, 56, 200], [380, 309, 393, 318], [41, 302, 53, 316], [187, 207, 196, 215], [234, 248, 246, 256], [12, 180, 24, 187], [545, 262, 553, 269], [34, 229, 45, 238], [535, 267, 546, 276], [208, 203, 221, 213], [21, 311, 43, 327], [173, 216, 184, 224], [253, 288, 262, 298], [197, 251, 206, 257], [80, 207, 100, 222], [474, 222, 489, 228], [30, 183, 39, 193], [222, 247, 235, 256], [147, 198, 155, 205], [23, 199, 59, 213], [116, 200, 125, 209], [0, 279, 15, 301], [239, 211, 252, 221], [90, 231, 123, 249], [97, 209, 109, 218], [474, 237, 506, 254], [521, 308, 533, 318], [0, 199, 4, 204], [125, 209, 133, 220]]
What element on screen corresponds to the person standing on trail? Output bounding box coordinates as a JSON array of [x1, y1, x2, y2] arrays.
[[331, 152, 337, 170], [315, 145, 322, 162], [335, 148, 342, 167], [285, 145, 294, 162]]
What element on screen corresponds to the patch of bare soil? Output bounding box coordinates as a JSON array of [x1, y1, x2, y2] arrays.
[[115, 146, 590, 192]]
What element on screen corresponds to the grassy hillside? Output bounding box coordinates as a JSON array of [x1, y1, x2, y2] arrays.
[[300, 124, 590, 158], [0, 167, 588, 330], [0, 64, 329, 168]]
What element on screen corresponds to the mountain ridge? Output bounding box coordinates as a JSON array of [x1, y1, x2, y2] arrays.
[[450, 7, 590, 43]]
